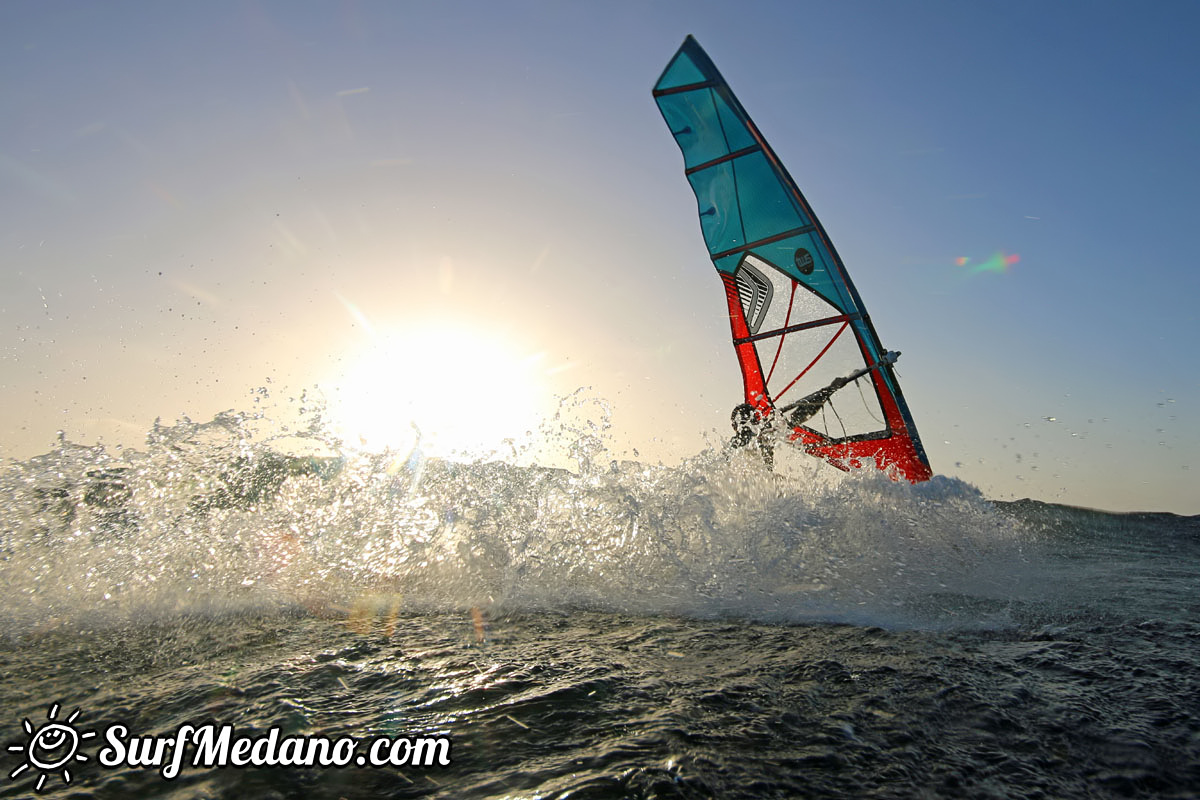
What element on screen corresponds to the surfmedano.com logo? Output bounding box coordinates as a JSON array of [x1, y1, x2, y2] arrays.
[[6, 704, 97, 791], [7, 704, 451, 792]]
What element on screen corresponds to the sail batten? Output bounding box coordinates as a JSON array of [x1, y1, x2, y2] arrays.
[[733, 312, 863, 345], [654, 36, 932, 482], [709, 225, 819, 260]]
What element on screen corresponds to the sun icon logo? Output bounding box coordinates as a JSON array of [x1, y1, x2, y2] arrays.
[[7, 703, 96, 792]]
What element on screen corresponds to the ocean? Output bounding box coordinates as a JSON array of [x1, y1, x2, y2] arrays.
[[1, 412, 1198, 799]]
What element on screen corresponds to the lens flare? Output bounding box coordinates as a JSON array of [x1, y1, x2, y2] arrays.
[[955, 251, 1020, 274]]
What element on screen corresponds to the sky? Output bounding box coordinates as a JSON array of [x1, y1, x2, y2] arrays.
[[2, 1, 1198, 514]]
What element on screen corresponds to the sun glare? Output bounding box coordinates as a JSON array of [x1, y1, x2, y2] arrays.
[[328, 324, 550, 456]]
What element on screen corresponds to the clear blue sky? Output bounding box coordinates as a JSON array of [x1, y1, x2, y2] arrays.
[[2, 1, 1198, 513]]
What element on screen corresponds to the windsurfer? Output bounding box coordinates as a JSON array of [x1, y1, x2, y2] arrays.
[[655, 37, 932, 482], [730, 403, 775, 468], [779, 377, 848, 427], [780, 352, 900, 427], [735, 354, 898, 464]]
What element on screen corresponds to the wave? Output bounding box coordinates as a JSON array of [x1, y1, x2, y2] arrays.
[[0, 397, 1150, 634]]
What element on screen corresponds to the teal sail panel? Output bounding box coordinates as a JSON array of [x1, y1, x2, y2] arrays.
[[653, 36, 932, 481]]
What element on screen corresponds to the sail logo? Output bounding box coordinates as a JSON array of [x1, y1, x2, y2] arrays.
[[6, 704, 451, 792], [793, 248, 815, 275]]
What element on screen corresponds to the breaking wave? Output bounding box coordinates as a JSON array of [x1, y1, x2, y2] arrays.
[[0, 391, 1034, 634]]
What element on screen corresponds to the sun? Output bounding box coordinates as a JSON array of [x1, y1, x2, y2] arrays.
[[7, 704, 96, 792], [326, 322, 551, 456]]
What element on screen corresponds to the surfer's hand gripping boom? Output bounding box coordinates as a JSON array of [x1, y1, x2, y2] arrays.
[[778, 351, 900, 427]]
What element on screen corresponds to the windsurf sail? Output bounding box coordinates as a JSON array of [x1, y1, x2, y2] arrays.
[[653, 36, 933, 482]]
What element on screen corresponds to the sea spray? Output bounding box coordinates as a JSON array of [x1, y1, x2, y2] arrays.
[[1, 392, 1028, 634]]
